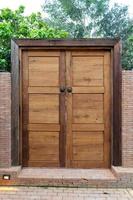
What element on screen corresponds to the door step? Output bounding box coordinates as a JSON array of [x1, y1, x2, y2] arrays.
[[18, 168, 116, 181], [10, 167, 117, 187]]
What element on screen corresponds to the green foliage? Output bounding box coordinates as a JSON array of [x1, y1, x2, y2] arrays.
[[97, 4, 130, 39], [1, 2, 133, 70], [43, 0, 133, 70], [0, 6, 68, 71], [122, 35, 133, 70], [42, 0, 109, 38], [97, 3, 133, 70]]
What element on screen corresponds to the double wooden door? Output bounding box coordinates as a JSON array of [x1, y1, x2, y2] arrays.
[[22, 49, 111, 168]]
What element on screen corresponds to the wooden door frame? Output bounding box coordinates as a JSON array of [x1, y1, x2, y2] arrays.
[[11, 38, 122, 167]]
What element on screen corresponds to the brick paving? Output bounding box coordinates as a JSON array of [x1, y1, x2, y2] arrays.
[[0, 187, 132, 200]]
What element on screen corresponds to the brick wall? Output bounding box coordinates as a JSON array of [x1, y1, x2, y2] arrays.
[[0, 71, 133, 168], [0, 72, 11, 167], [122, 71, 133, 167]]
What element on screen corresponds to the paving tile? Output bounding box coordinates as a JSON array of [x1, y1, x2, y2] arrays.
[[0, 187, 133, 200]]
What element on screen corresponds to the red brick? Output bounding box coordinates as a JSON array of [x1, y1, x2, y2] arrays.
[[0, 72, 11, 167], [122, 71, 133, 167]]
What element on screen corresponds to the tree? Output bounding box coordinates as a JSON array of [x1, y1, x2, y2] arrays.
[[122, 34, 133, 70], [97, 4, 133, 69], [97, 4, 130, 39], [0, 6, 68, 71], [42, 0, 109, 38], [42, 1, 133, 69]]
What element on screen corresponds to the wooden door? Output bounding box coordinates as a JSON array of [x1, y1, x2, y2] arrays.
[[65, 50, 111, 168], [22, 49, 111, 168], [22, 50, 66, 167]]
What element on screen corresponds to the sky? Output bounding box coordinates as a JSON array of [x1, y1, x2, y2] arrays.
[[0, 0, 133, 17]]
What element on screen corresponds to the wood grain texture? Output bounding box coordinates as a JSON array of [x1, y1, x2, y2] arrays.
[[73, 94, 104, 124], [29, 131, 59, 163], [13, 38, 119, 47], [28, 87, 59, 94], [28, 161, 59, 167], [19, 48, 23, 164], [71, 161, 106, 168], [113, 42, 122, 166], [73, 132, 103, 145], [65, 51, 73, 167], [103, 51, 111, 167], [72, 50, 105, 56], [28, 51, 60, 56], [29, 94, 59, 124], [72, 124, 104, 131], [22, 50, 61, 167], [11, 40, 20, 165], [73, 145, 103, 161], [73, 87, 104, 94], [12, 39, 121, 168], [28, 124, 60, 131], [22, 50, 29, 166], [70, 51, 110, 168], [29, 56, 59, 86], [21, 49, 111, 168], [59, 51, 66, 167], [72, 56, 104, 86]]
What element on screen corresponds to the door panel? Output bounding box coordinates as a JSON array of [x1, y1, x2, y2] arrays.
[[73, 145, 103, 161], [29, 56, 59, 86], [73, 94, 104, 123], [72, 56, 103, 86], [65, 50, 111, 168], [22, 50, 64, 167], [29, 131, 59, 161], [73, 131, 104, 161], [29, 94, 59, 123]]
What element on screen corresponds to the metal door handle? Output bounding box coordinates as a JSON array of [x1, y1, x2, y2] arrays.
[[60, 86, 65, 93], [67, 87, 72, 93]]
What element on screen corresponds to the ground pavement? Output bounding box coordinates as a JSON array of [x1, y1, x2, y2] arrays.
[[0, 187, 132, 200]]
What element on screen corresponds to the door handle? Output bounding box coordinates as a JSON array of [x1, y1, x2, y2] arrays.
[[60, 86, 66, 93], [67, 87, 72, 93]]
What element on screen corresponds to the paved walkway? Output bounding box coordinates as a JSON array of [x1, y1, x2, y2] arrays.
[[0, 187, 132, 200]]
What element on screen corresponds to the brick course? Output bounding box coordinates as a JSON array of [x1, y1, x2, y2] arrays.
[[122, 71, 133, 167], [0, 71, 133, 168], [0, 72, 11, 167]]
